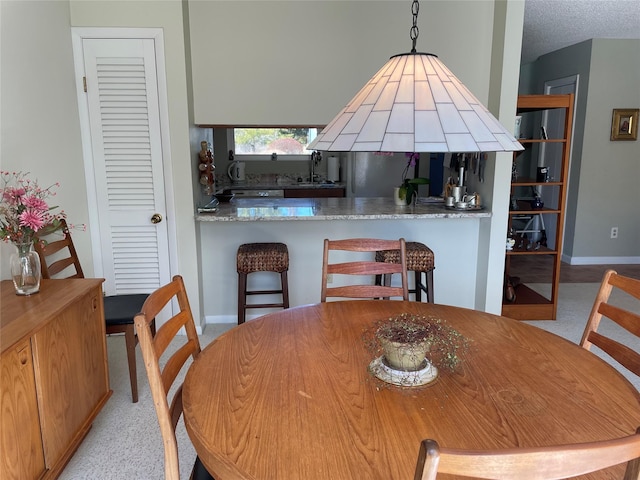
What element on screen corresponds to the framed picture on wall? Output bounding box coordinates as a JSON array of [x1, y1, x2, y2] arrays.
[[610, 108, 639, 141]]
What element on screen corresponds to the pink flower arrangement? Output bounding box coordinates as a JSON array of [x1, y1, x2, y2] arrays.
[[0, 171, 67, 244]]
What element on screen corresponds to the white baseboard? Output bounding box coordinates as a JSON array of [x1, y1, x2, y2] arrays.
[[194, 316, 233, 334], [562, 254, 640, 265], [203, 314, 265, 324], [198, 312, 285, 329]]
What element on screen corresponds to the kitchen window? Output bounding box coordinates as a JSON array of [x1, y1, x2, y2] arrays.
[[228, 127, 319, 161]]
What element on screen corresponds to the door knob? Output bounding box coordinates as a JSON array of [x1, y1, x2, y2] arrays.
[[151, 213, 163, 224]]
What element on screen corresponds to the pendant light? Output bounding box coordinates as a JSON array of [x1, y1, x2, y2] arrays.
[[308, 0, 523, 153]]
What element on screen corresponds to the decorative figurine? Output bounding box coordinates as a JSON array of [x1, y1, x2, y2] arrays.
[[198, 141, 215, 195]]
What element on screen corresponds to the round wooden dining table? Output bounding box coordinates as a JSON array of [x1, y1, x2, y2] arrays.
[[182, 301, 640, 480]]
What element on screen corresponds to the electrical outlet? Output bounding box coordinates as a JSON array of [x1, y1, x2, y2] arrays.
[[326, 274, 333, 284], [611, 227, 618, 239]]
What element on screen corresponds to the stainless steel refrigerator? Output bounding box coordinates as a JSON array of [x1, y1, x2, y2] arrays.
[[343, 152, 415, 197]]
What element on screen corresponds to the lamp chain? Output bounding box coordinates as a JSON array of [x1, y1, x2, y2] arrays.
[[410, 0, 419, 53]]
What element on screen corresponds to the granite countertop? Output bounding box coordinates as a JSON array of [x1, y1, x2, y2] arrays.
[[196, 197, 491, 222]]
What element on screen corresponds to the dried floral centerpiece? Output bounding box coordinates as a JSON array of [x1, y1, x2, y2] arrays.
[[364, 313, 470, 387], [376, 315, 432, 371]]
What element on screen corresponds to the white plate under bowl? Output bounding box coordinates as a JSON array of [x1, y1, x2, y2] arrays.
[[368, 356, 438, 387]]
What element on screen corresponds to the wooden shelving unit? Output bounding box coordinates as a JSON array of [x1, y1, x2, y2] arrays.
[[502, 94, 574, 320]]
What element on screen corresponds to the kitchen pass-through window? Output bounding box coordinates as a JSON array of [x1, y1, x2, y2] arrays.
[[228, 128, 319, 161]]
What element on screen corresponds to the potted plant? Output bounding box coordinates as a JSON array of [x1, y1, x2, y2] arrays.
[[395, 153, 429, 206], [364, 313, 469, 387], [375, 315, 432, 371], [365, 313, 469, 372]]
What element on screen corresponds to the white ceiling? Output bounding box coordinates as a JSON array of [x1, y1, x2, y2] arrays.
[[521, 0, 640, 64]]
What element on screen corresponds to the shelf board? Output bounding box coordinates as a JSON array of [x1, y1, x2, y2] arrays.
[[509, 205, 560, 215], [506, 247, 557, 255], [502, 302, 556, 320], [512, 177, 562, 187], [516, 94, 574, 110], [502, 284, 555, 320], [518, 138, 566, 144]]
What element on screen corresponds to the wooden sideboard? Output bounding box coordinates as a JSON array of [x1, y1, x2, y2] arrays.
[[1, 279, 112, 480]]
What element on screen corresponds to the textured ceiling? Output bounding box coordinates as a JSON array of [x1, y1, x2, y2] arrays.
[[521, 0, 640, 64]]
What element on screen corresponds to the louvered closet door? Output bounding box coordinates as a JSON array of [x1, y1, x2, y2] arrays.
[[82, 38, 170, 295]]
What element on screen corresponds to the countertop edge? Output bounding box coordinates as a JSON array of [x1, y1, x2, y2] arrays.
[[196, 211, 492, 222], [194, 197, 492, 222]]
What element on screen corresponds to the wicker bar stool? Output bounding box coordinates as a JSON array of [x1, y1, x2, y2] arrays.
[[237, 242, 290, 324], [375, 241, 435, 302]]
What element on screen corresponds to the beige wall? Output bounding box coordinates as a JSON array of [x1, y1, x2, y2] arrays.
[[576, 39, 640, 260], [0, 1, 91, 277], [189, 0, 496, 126], [524, 38, 640, 263]]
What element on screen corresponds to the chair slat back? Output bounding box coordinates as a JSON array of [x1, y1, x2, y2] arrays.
[[33, 219, 84, 279], [415, 428, 640, 480], [579, 269, 640, 377], [134, 275, 202, 480], [321, 238, 408, 302]]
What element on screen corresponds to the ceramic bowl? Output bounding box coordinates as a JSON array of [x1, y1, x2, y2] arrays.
[[455, 201, 469, 209]]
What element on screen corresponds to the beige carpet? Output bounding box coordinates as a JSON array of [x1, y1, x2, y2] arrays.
[[59, 324, 233, 480], [525, 282, 640, 391]]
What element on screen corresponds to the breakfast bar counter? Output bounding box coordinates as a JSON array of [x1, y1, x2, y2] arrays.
[[196, 197, 491, 222], [195, 197, 493, 324]]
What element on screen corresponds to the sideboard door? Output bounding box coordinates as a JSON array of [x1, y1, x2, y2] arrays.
[[0, 340, 46, 480], [32, 287, 110, 471]]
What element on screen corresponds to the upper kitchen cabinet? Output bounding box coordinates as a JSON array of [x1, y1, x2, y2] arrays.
[[186, 1, 497, 126], [503, 94, 574, 320]]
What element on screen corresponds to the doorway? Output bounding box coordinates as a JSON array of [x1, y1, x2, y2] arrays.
[[539, 75, 578, 253], [71, 28, 175, 297]]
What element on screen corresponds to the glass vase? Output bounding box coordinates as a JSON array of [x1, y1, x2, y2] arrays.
[[10, 241, 41, 295]]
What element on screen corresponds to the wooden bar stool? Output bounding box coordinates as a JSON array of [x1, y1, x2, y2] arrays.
[[375, 241, 435, 302], [237, 242, 290, 324]]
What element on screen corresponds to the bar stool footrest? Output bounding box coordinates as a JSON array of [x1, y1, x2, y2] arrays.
[[245, 303, 286, 309], [246, 289, 286, 295]]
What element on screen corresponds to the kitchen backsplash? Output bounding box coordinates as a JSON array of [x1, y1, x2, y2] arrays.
[[215, 172, 329, 191]]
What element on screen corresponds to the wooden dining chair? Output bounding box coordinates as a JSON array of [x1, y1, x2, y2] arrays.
[[321, 238, 409, 302], [414, 428, 640, 480], [134, 275, 214, 480], [34, 219, 153, 403], [579, 269, 640, 377]]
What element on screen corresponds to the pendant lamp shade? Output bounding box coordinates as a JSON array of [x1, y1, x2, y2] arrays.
[[308, 52, 523, 153]]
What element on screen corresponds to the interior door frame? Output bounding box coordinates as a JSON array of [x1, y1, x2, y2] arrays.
[[71, 27, 178, 286], [541, 75, 578, 255]]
